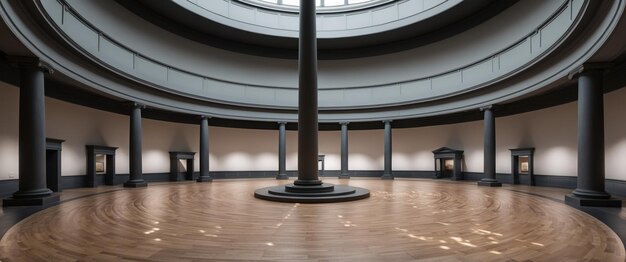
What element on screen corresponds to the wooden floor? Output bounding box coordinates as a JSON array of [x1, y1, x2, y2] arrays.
[[0, 178, 623, 261]]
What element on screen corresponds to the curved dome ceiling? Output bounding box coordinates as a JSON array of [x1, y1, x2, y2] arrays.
[[118, 0, 514, 58], [1, 0, 625, 125], [242, 0, 392, 13]]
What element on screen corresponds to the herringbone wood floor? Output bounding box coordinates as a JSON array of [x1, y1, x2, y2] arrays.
[[0, 178, 623, 261]]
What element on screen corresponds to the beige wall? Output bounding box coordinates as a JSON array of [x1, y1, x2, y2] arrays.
[[1, 80, 626, 180]]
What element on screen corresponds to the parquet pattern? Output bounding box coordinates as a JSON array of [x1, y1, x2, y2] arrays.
[[0, 179, 623, 261]]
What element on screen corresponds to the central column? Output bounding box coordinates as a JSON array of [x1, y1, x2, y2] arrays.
[[294, 0, 322, 186], [253, 0, 369, 202]]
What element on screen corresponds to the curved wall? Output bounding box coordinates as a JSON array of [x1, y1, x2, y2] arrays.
[[26, 0, 605, 121], [2, 81, 626, 182]]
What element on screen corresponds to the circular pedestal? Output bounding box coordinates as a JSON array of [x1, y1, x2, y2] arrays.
[[255, 183, 369, 203]]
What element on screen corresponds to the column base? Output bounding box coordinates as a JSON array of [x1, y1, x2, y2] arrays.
[[477, 179, 502, 187], [565, 194, 622, 208], [276, 174, 289, 180], [572, 188, 612, 199], [255, 184, 369, 203], [3, 193, 60, 207], [339, 173, 350, 179], [196, 176, 213, 182], [11, 188, 53, 198], [123, 180, 147, 188], [381, 174, 394, 180]]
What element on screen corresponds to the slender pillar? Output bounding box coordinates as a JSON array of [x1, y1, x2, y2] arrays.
[[339, 122, 350, 179], [381, 120, 394, 179], [478, 106, 501, 187], [124, 103, 147, 187], [276, 122, 288, 180], [3, 58, 59, 206], [294, 0, 322, 187], [197, 116, 213, 182], [565, 64, 620, 207]]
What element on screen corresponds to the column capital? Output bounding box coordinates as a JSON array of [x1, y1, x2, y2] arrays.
[[7, 56, 53, 74], [568, 63, 613, 80], [382, 120, 393, 124], [339, 121, 349, 126], [124, 101, 145, 110], [200, 115, 212, 120], [480, 105, 494, 112], [277, 121, 287, 125]]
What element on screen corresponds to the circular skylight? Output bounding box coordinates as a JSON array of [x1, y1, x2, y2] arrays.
[[239, 0, 394, 13]]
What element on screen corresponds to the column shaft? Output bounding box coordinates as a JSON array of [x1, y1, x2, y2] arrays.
[[382, 121, 394, 179], [478, 106, 501, 186], [14, 66, 51, 198], [573, 71, 609, 198], [197, 116, 212, 182], [124, 104, 147, 187], [295, 0, 321, 186], [277, 122, 288, 179], [339, 122, 350, 179]]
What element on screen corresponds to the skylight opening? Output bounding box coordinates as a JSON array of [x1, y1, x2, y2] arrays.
[[240, 0, 394, 13]]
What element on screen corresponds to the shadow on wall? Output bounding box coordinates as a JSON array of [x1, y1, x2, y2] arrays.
[[518, 120, 534, 148], [169, 128, 193, 152], [92, 130, 106, 146], [445, 128, 463, 149]]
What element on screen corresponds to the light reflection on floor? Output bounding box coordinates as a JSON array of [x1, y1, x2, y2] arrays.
[[0, 178, 622, 261]]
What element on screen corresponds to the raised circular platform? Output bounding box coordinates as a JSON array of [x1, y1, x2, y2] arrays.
[[255, 183, 370, 203]]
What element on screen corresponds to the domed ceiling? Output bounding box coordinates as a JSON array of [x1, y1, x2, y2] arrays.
[[118, 0, 512, 58], [1, 0, 625, 128], [243, 0, 390, 12]]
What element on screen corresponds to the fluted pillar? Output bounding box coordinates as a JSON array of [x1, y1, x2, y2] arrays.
[[197, 116, 213, 182], [3, 57, 59, 206], [124, 103, 147, 187], [565, 64, 620, 207], [276, 122, 288, 180], [339, 122, 350, 179], [381, 120, 394, 180], [478, 106, 501, 187]]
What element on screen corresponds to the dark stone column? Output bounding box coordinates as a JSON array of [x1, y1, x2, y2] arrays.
[[294, 0, 322, 187], [276, 122, 288, 180], [565, 64, 621, 207], [124, 103, 147, 187], [478, 106, 501, 187], [3, 58, 59, 206], [381, 120, 394, 180], [253, 0, 369, 202], [197, 116, 213, 182], [339, 122, 350, 179]]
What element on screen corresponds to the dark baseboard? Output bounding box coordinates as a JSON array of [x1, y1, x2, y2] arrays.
[[0, 180, 18, 198], [0, 171, 624, 197]]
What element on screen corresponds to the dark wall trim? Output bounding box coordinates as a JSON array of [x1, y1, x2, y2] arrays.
[[3, 58, 626, 132], [1, 171, 624, 198]]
